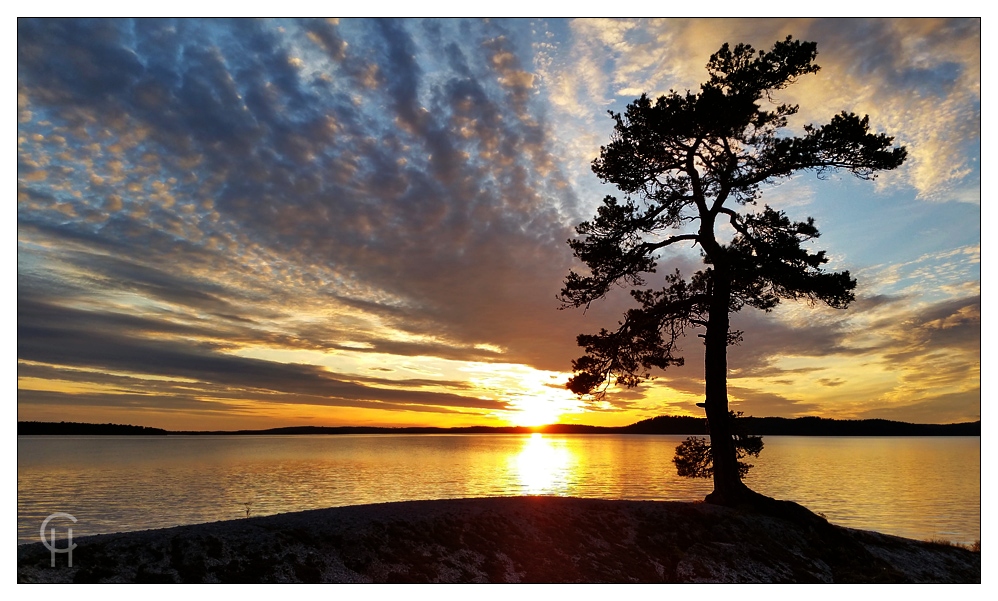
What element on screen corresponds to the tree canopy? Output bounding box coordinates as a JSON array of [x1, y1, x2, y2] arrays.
[[560, 36, 907, 505]]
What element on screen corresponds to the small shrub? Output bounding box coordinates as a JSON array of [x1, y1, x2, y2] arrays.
[[673, 411, 762, 479], [925, 538, 980, 552]]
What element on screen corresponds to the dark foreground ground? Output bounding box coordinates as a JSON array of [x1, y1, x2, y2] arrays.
[[18, 497, 980, 583]]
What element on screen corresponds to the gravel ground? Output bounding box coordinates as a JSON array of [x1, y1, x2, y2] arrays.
[[17, 496, 981, 583]]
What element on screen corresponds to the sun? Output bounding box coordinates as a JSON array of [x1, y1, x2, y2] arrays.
[[508, 397, 568, 427]]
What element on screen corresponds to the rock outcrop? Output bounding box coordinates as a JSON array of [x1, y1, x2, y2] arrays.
[[17, 496, 980, 583]]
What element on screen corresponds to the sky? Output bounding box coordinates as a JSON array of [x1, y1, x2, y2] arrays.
[[16, 18, 981, 430]]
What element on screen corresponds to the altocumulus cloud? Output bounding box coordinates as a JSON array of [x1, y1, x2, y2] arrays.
[[17, 18, 980, 426]]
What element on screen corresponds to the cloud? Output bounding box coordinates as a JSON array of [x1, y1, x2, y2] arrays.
[[875, 295, 981, 360], [728, 386, 822, 417], [17, 294, 507, 414], [18, 19, 599, 362], [543, 18, 979, 203], [858, 388, 980, 424], [16, 19, 980, 427]]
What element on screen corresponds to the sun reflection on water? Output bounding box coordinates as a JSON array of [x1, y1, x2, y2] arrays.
[[512, 433, 575, 494]]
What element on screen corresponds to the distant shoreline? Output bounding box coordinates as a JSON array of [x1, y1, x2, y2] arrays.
[[17, 416, 981, 437]]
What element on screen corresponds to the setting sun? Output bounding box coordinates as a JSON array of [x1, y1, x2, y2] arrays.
[[508, 401, 563, 427]]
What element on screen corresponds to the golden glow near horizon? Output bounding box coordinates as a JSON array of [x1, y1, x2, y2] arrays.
[[16, 18, 980, 430]]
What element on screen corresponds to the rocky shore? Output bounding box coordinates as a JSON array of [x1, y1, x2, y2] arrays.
[[17, 496, 980, 583]]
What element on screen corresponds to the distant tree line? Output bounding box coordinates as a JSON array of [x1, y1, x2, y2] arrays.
[[18, 421, 168, 435], [18, 417, 979, 436], [619, 415, 980, 436]]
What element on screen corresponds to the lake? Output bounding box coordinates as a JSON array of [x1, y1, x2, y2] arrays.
[[17, 434, 980, 545]]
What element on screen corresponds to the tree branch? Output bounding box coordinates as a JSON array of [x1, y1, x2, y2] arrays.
[[641, 233, 700, 252]]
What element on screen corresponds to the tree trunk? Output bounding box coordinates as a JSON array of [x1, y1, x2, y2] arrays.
[[701, 269, 751, 506]]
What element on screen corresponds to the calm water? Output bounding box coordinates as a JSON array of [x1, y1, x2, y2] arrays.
[[17, 434, 980, 545]]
